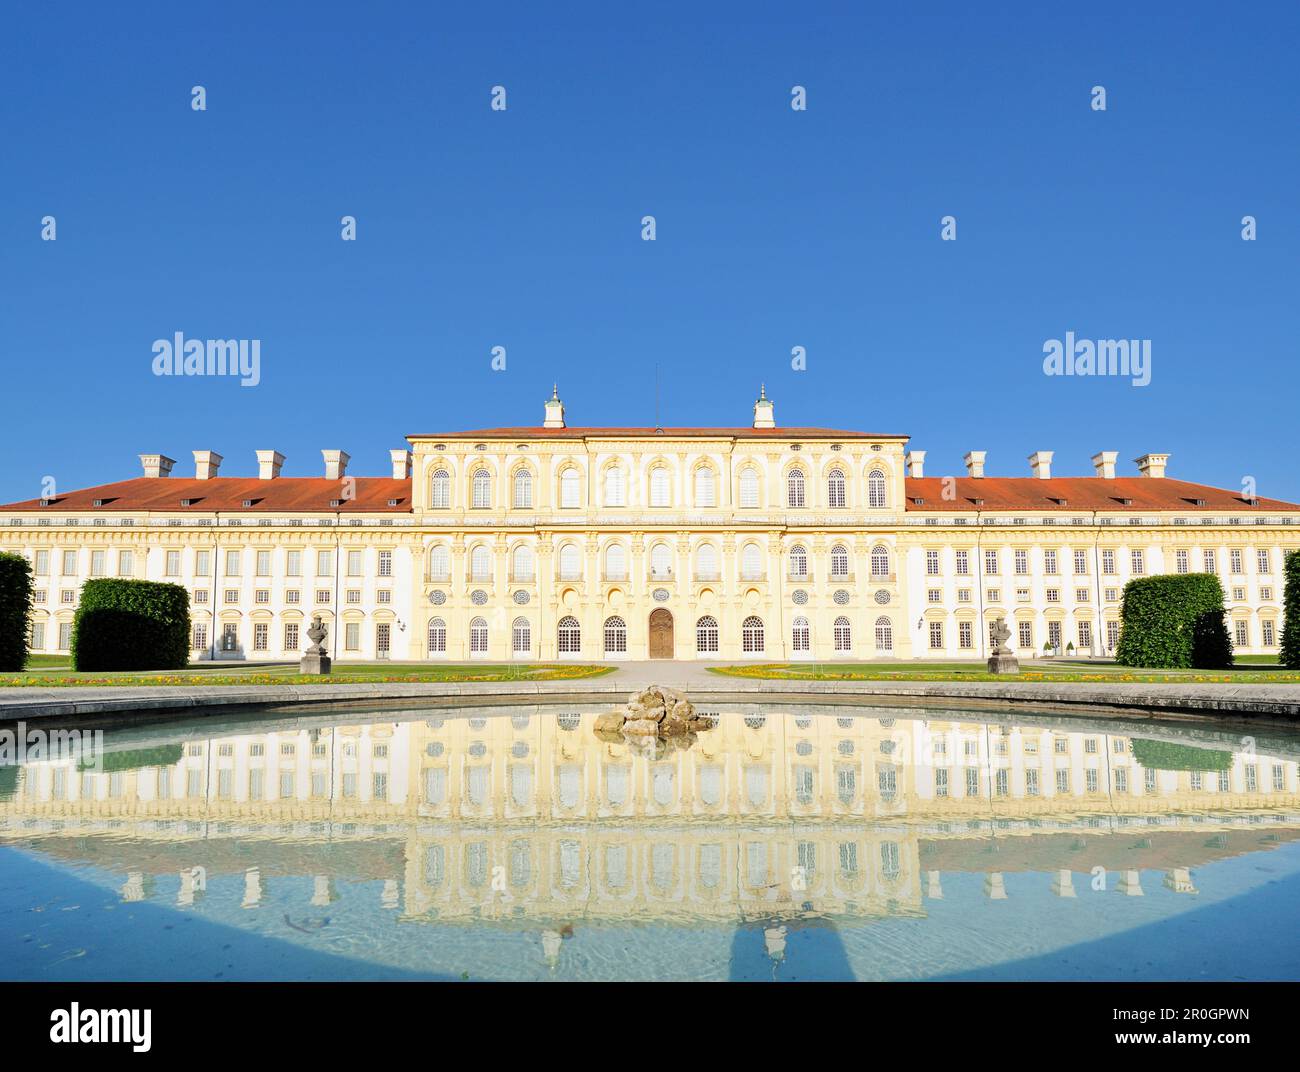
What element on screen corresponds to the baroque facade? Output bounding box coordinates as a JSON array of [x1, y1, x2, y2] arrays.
[[1, 390, 1296, 662]]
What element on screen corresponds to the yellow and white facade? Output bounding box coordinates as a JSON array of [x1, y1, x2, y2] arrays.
[[2, 390, 1296, 662]]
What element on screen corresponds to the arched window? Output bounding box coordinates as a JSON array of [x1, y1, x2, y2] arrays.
[[558, 543, 581, 580], [742, 615, 765, 653], [740, 543, 763, 580], [511, 543, 534, 582], [787, 469, 806, 508], [650, 466, 670, 507], [830, 543, 850, 578], [427, 617, 446, 654], [560, 468, 581, 509], [604, 543, 627, 580], [512, 469, 532, 509], [603, 616, 627, 653], [870, 544, 890, 578], [469, 544, 492, 582], [469, 617, 488, 654], [696, 615, 719, 653], [792, 616, 811, 652], [874, 616, 893, 652], [788, 544, 809, 580], [604, 466, 626, 507], [827, 468, 846, 509], [512, 617, 531, 654], [696, 543, 718, 580], [738, 467, 759, 508], [557, 616, 581, 654], [694, 467, 716, 507], [428, 544, 450, 581], [868, 469, 887, 509], [650, 542, 672, 579], [471, 469, 491, 509], [834, 616, 852, 652], [430, 469, 450, 510]]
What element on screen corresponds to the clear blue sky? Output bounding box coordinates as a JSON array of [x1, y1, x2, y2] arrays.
[[2, 1, 1297, 504]]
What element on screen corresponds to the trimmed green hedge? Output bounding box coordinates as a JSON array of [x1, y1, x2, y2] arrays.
[[1281, 550, 1300, 670], [79, 744, 185, 774], [71, 579, 190, 672], [0, 551, 34, 672], [1115, 573, 1233, 669], [1130, 739, 1232, 773]]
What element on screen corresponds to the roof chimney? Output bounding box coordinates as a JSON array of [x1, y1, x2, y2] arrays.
[[905, 450, 926, 478], [963, 451, 986, 479], [389, 449, 412, 480], [1091, 451, 1118, 479], [543, 385, 566, 429], [1135, 452, 1169, 479], [1028, 451, 1053, 480], [256, 450, 285, 480], [193, 450, 222, 480], [139, 453, 175, 479], [322, 450, 350, 481], [752, 384, 775, 429]]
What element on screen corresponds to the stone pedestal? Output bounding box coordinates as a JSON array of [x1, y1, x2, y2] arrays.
[[299, 652, 332, 674], [986, 653, 1020, 674]]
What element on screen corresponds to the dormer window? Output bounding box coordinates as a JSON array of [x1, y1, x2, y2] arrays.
[[1195, 498, 1206, 507], [92, 499, 104, 507], [329, 498, 343, 508], [911, 497, 925, 505], [387, 498, 399, 506], [39, 498, 52, 507], [180, 498, 197, 507], [242, 499, 254, 508]]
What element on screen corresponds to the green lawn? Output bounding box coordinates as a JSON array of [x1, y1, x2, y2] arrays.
[[0, 661, 615, 687], [709, 659, 1300, 684]]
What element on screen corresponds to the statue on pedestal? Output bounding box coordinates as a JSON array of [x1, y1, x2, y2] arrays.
[[986, 616, 1020, 674], [300, 614, 332, 675]]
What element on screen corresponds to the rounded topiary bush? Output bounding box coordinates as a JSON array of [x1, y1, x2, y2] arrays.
[[1115, 572, 1233, 670], [0, 551, 34, 672], [71, 579, 190, 671]]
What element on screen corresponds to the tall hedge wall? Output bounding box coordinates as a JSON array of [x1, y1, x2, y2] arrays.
[[71, 579, 190, 672], [1115, 572, 1233, 669], [1281, 550, 1300, 670], [0, 551, 34, 672]]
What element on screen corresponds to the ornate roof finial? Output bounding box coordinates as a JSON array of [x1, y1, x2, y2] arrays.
[[759, 383, 767, 401], [551, 383, 558, 400]]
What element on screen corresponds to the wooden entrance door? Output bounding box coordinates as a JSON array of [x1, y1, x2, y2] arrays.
[[649, 609, 674, 659]]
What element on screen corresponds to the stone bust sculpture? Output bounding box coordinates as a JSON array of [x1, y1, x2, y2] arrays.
[[990, 617, 1012, 655]]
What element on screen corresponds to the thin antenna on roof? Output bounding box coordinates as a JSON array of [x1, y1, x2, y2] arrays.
[[655, 364, 662, 432]]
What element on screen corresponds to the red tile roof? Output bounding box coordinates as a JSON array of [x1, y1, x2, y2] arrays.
[[407, 426, 907, 440], [902, 476, 1300, 512], [0, 477, 410, 513]]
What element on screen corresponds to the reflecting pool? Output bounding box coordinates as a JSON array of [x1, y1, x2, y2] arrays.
[[2, 703, 1299, 981]]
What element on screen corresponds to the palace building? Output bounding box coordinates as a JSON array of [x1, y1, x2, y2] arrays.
[[2, 389, 1296, 662]]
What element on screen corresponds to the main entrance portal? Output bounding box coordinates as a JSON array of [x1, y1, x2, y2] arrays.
[[648, 609, 674, 658]]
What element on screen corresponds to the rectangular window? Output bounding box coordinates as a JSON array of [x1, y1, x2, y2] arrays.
[[377, 551, 392, 577], [1018, 621, 1032, 649], [58, 622, 73, 650], [224, 589, 239, 603], [316, 589, 331, 604], [928, 621, 943, 649], [345, 622, 360, 650], [34, 549, 49, 575], [165, 550, 181, 576], [253, 623, 268, 651], [1258, 549, 1270, 573], [317, 550, 332, 576], [1235, 620, 1248, 647], [193, 623, 208, 650], [1175, 549, 1189, 574], [346, 589, 361, 604], [254, 549, 270, 576], [284, 623, 299, 651], [195, 549, 210, 576], [347, 550, 363, 576], [117, 550, 134, 576], [926, 550, 940, 576], [62, 550, 77, 575], [984, 549, 998, 575], [928, 588, 942, 603], [1044, 550, 1058, 574], [90, 550, 105, 576], [1203, 549, 1216, 573], [955, 550, 969, 575], [1230, 549, 1243, 574], [1262, 620, 1275, 646], [1101, 549, 1115, 574], [225, 549, 241, 576], [1025, 768, 1040, 796], [1046, 588, 1060, 603], [1130, 549, 1144, 575], [286, 550, 301, 576], [1014, 549, 1028, 575], [1106, 619, 1120, 650], [1078, 621, 1092, 648], [255, 588, 270, 603], [285, 589, 300, 604], [30, 622, 45, 649], [1073, 549, 1088, 574], [1076, 587, 1089, 603], [958, 621, 972, 649]]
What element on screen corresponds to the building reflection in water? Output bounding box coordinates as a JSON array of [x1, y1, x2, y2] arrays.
[[1, 707, 1298, 955]]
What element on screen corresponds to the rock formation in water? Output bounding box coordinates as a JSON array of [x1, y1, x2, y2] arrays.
[[594, 686, 713, 744]]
